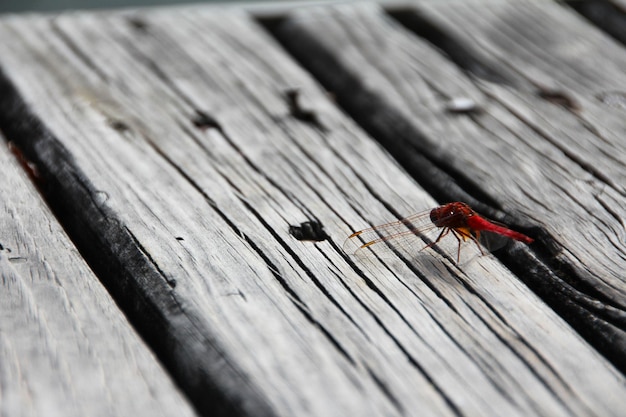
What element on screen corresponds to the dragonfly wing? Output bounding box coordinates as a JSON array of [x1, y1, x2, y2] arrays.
[[343, 211, 441, 258], [344, 205, 518, 262], [477, 230, 510, 252]]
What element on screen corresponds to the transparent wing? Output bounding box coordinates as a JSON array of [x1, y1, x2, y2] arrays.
[[343, 210, 441, 258], [344, 209, 511, 261], [472, 218, 512, 253]]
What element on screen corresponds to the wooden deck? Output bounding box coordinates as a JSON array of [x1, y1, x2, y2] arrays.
[[1, 0, 625, 416]]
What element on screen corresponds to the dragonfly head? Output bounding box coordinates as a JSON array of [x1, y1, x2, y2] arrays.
[[430, 202, 474, 228]]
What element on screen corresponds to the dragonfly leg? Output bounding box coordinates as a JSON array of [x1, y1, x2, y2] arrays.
[[420, 227, 449, 252], [470, 231, 485, 256], [449, 229, 464, 263]]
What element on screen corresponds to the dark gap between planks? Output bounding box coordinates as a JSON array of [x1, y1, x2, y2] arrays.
[[386, 8, 515, 86], [564, 0, 626, 109], [259, 16, 506, 216], [563, 0, 626, 46], [258, 10, 626, 374], [259, 13, 536, 243], [0, 70, 267, 417], [1, 7, 625, 410]]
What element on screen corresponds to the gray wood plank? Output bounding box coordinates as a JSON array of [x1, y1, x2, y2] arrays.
[[1, 7, 625, 417], [0, 139, 196, 416], [399, 0, 626, 347], [273, 1, 626, 370], [409, 0, 626, 185]]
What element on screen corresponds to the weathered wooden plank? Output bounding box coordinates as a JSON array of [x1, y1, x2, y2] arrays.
[[0, 139, 196, 416], [1, 6, 625, 417], [272, 1, 626, 369], [397, 0, 626, 350], [407, 0, 626, 185]]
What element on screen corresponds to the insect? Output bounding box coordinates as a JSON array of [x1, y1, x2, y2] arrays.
[[344, 202, 533, 263]]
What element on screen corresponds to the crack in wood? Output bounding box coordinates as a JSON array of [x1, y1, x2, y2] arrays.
[[365, 365, 405, 414], [124, 225, 177, 289], [234, 197, 359, 365], [261, 5, 626, 381], [283, 88, 328, 133], [191, 109, 223, 132], [129, 118, 363, 369], [0, 69, 275, 417], [454, 289, 580, 414], [386, 9, 516, 86], [262, 16, 504, 215], [3, 7, 626, 415]]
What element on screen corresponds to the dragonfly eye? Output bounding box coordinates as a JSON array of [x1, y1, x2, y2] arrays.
[[429, 208, 440, 225], [430, 206, 451, 227]]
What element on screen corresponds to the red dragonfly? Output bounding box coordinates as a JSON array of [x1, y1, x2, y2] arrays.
[[344, 202, 533, 263]]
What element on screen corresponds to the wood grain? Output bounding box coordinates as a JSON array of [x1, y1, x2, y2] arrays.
[[0, 5, 625, 417], [412, 0, 626, 187], [0, 139, 196, 416], [273, 0, 626, 371]]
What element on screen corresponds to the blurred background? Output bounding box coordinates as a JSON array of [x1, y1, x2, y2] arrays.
[[0, 0, 301, 13]]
